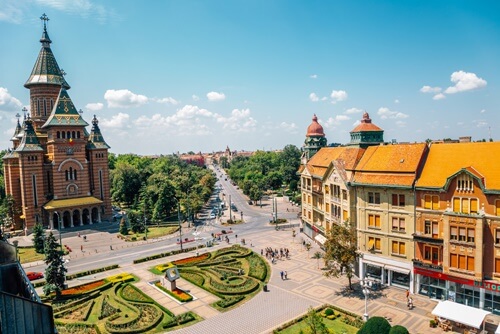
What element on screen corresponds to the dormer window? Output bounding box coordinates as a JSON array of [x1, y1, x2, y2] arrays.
[[457, 174, 473, 192]]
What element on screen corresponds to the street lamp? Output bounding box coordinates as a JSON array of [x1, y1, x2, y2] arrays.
[[173, 197, 183, 251], [360, 278, 373, 321], [54, 211, 63, 253]]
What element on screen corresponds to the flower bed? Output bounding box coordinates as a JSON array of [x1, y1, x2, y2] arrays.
[[173, 253, 210, 266], [62, 280, 108, 296], [120, 284, 153, 303], [154, 281, 193, 302], [105, 273, 135, 284]]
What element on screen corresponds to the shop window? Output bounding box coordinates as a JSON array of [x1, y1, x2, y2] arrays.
[[391, 241, 406, 256], [450, 226, 458, 240], [368, 214, 381, 228], [495, 258, 500, 273], [392, 217, 405, 232], [392, 194, 405, 207], [368, 192, 380, 204]]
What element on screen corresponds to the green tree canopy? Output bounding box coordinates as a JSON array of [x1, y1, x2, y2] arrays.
[[357, 316, 391, 334], [43, 232, 67, 298]]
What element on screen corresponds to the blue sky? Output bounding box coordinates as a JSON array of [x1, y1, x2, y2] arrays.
[[1, 1, 499, 155]]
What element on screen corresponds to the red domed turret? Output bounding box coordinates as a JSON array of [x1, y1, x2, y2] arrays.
[[306, 114, 325, 137]]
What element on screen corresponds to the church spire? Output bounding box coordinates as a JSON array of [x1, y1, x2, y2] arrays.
[[24, 14, 70, 89], [15, 115, 43, 152], [88, 115, 110, 149]]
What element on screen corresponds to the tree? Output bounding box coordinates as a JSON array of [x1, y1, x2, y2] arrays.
[[357, 316, 391, 334], [323, 219, 359, 290], [304, 306, 328, 334], [389, 325, 409, 334], [32, 223, 45, 254], [312, 251, 323, 269], [43, 232, 67, 298], [119, 217, 129, 235], [128, 210, 144, 234]]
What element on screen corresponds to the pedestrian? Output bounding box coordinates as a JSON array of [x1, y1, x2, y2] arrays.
[[280, 271, 284, 280], [406, 289, 410, 301], [284, 271, 287, 280], [261, 249, 264, 256], [235, 234, 238, 239], [78, 232, 80, 237], [80, 245, 83, 251]]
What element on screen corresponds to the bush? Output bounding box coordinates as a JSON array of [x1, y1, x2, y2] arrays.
[[389, 325, 409, 334], [357, 316, 391, 334], [324, 308, 334, 316]]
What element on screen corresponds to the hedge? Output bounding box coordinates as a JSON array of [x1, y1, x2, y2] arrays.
[[133, 246, 202, 264]]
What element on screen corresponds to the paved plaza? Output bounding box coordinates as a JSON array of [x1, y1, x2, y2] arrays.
[[17, 197, 500, 333]]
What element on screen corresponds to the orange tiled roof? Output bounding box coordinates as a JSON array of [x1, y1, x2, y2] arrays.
[[306, 147, 366, 178], [350, 122, 383, 133], [355, 143, 427, 173], [416, 142, 500, 190], [354, 173, 417, 187]]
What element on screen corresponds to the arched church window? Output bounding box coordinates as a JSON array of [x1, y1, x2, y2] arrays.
[[74, 170, 77, 180], [57, 131, 60, 139], [67, 131, 70, 139], [65, 170, 69, 181], [62, 131, 66, 139], [69, 167, 73, 180], [77, 131, 80, 138], [72, 131, 75, 138]]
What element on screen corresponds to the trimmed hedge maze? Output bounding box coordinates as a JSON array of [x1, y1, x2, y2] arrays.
[[51, 273, 197, 333], [154, 245, 270, 311]]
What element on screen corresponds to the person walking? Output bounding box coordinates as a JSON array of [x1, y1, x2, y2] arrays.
[[284, 271, 288, 280], [405, 289, 410, 301], [280, 271, 284, 280]]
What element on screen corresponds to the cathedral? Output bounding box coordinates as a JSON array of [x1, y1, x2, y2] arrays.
[[2, 15, 111, 233]]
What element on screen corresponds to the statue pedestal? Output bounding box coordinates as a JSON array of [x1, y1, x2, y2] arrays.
[[169, 280, 177, 291]]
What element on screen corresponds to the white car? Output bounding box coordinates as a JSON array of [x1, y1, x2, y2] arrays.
[[210, 213, 216, 219]]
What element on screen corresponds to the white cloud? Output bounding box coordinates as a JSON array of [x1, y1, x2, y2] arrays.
[[444, 71, 487, 94], [34, 0, 116, 23], [309, 93, 319, 102], [330, 90, 348, 104], [480, 109, 486, 114], [279, 122, 298, 133], [321, 97, 328, 101], [104, 89, 148, 108], [395, 121, 407, 127], [85, 102, 103, 111], [206, 91, 226, 101], [310, 74, 318, 79], [377, 107, 409, 120], [0, 1, 23, 23], [394, 99, 400, 104], [155, 97, 179, 105], [99, 112, 130, 129], [420, 86, 442, 93], [344, 107, 363, 115], [0, 87, 23, 111], [473, 120, 488, 128], [192, 95, 199, 101], [323, 115, 350, 128], [216, 108, 257, 132], [433, 93, 446, 100]]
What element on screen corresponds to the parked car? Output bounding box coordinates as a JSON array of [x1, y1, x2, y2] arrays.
[[210, 213, 216, 219], [26, 272, 44, 281]]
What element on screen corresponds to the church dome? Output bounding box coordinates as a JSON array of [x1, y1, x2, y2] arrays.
[[306, 114, 325, 137]]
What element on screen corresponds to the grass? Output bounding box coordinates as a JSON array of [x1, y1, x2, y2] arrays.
[[277, 316, 358, 334], [125, 226, 179, 241], [18, 246, 45, 263]]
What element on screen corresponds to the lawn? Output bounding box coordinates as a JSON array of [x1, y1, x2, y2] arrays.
[[122, 226, 179, 241], [18, 246, 45, 263], [277, 317, 359, 334]]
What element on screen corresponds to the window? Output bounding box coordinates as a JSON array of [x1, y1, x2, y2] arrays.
[[453, 197, 480, 214], [392, 194, 405, 206], [467, 229, 475, 243], [325, 185, 330, 194], [368, 192, 381, 204], [391, 241, 406, 256], [457, 174, 474, 192], [342, 190, 347, 200], [450, 253, 458, 267], [57, 131, 60, 139], [496, 230, 500, 244], [459, 227, 466, 241], [496, 201, 500, 216], [432, 222, 438, 238], [343, 210, 348, 221], [392, 217, 405, 232], [368, 237, 381, 251], [425, 220, 431, 234], [424, 247, 431, 260], [450, 226, 458, 240], [368, 214, 381, 228], [496, 258, 500, 273], [423, 195, 440, 210]]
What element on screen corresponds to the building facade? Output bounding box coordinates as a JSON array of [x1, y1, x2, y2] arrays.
[[414, 142, 500, 314], [2, 16, 111, 232], [354, 143, 428, 292]]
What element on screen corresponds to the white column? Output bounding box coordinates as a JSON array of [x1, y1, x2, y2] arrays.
[[98, 210, 101, 223], [49, 215, 54, 230], [79, 212, 83, 226], [480, 287, 485, 309], [70, 213, 74, 227]]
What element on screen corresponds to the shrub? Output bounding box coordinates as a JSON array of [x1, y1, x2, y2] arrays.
[[324, 308, 334, 316], [357, 316, 391, 334], [389, 325, 409, 334]]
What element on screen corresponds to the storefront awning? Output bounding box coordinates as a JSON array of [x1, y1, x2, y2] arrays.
[[384, 264, 410, 275], [315, 234, 327, 245], [432, 301, 490, 329], [44, 196, 103, 210]]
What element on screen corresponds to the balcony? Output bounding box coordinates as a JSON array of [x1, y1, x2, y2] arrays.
[[412, 233, 443, 245], [412, 259, 443, 272], [312, 185, 322, 194]]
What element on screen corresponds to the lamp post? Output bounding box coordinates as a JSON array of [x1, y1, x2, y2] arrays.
[[173, 198, 183, 251], [143, 207, 147, 241], [360, 278, 373, 321], [54, 211, 63, 253]]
